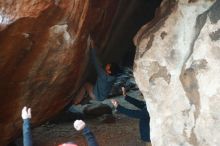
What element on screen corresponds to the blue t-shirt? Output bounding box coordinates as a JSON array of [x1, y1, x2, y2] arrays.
[[91, 48, 116, 101]]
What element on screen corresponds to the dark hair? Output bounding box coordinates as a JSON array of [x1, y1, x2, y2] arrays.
[[109, 62, 120, 76]]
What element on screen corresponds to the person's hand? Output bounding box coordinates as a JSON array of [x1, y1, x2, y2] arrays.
[[111, 99, 119, 108], [121, 87, 126, 97], [21, 106, 31, 119], [73, 120, 86, 131]]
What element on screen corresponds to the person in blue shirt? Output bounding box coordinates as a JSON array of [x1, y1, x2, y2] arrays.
[[111, 87, 151, 146], [21, 106, 98, 146], [74, 40, 120, 104]]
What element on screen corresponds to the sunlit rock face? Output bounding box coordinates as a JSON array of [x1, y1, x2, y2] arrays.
[[0, 0, 124, 144], [134, 0, 220, 146]]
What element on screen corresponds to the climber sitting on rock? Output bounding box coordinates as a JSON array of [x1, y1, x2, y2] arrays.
[[111, 87, 151, 146], [74, 40, 120, 104], [21, 106, 99, 146]]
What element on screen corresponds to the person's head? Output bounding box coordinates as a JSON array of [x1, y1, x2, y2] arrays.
[[58, 142, 77, 146], [105, 62, 120, 76]]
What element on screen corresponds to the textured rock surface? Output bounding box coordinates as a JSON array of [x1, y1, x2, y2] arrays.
[[0, 0, 157, 144], [134, 0, 220, 146], [0, 1, 95, 144], [0, 0, 121, 144]]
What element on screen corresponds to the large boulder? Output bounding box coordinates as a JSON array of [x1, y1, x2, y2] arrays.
[[134, 0, 220, 146], [0, 0, 122, 144], [0, 0, 158, 144]]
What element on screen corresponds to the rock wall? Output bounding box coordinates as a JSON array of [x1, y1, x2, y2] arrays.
[[0, 0, 121, 144], [0, 0, 159, 144], [0, 1, 95, 144], [134, 0, 220, 146]]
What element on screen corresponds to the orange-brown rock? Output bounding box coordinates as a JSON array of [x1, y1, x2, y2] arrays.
[[0, 0, 123, 144], [0, 0, 158, 144]]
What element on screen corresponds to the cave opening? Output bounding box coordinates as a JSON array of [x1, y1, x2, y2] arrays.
[[100, 0, 163, 67]]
